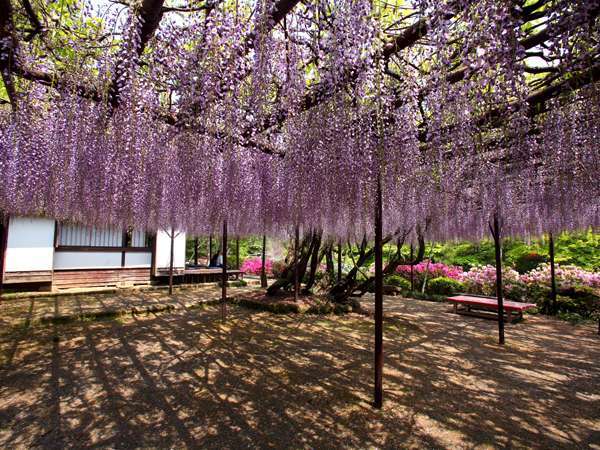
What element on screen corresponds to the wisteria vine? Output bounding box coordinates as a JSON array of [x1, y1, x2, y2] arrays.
[[0, 0, 598, 242]]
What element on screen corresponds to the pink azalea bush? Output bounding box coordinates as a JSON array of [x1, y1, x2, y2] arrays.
[[240, 257, 273, 276], [521, 264, 600, 291], [459, 265, 524, 299], [459, 264, 599, 301], [395, 261, 463, 286]]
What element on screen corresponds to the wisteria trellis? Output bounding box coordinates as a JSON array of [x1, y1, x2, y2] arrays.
[[0, 0, 598, 241]]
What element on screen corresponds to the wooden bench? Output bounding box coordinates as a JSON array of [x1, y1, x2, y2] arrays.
[[447, 295, 536, 323]]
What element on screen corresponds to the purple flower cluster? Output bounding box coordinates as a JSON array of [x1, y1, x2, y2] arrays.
[[0, 0, 597, 244]]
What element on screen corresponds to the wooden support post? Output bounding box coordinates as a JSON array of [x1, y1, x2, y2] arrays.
[[0, 213, 7, 295], [221, 220, 228, 320], [168, 227, 175, 296], [374, 175, 384, 409], [260, 234, 268, 288], [549, 232, 557, 315], [490, 212, 505, 345], [194, 238, 199, 265], [209, 234, 213, 263], [294, 225, 300, 302], [337, 242, 342, 283], [236, 236, 240, 269], [410, 244, 414, 292]]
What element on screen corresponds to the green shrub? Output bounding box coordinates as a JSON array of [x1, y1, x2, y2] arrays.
[[306, 300, 334, 314], [426, 277, 464, 296], [558, 286, 599, 317], [537, 286, 599, 318], [514, 252, 547, 274], [235, 298, 300, 314], [406, 291, 448, 302], [557, 311, 588, 324], [384, 275, 410, 291]]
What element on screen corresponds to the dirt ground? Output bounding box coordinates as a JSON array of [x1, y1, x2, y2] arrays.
[[0, 295, 598, 449]]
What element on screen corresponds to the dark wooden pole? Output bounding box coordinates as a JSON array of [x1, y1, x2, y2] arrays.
[[549, 232, 557, 315], [209, 234, 213, 263], [410, 244, 414, 291], [194, 237, 199, 265], [0, 214, 8, 295], [235, 236, 240, 269], [260, 234, 268, 288], [221, 220, 228, 320], [294, 225, 300, 302], [490, 212, 505, 345], [337, 242, 342, 283], [374, 176, 384, 409], [168, 227, 175, 296]]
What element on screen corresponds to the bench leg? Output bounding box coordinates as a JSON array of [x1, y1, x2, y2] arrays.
[[453, 303, 458, 314], [506, 311, 512, 323]]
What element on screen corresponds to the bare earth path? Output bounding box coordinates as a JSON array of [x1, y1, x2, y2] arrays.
[[0, 295, 598, 449]]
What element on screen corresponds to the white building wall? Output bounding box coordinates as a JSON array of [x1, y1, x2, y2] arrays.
[[53, 251, 152, 269], [124, 252, 152, 268], [155, 230, 186, 270], [4, 216, 179, 275], [5, 216, 55, 272], [53, 252, 122, 270]]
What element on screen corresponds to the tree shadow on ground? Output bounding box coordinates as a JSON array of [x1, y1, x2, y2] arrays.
[[0, 297, 598, 449]]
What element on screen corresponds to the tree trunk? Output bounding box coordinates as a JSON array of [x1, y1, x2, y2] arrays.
[[266, 231, 314, 296], [303, 230, 323, 293], [327, 237, 372, 304], [327, 227, 426, 305], [325, 243, 335, 281], [260, 234, 268, 288]]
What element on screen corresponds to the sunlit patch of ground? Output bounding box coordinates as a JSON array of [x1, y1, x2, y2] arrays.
[[0, 295, 598, 448]]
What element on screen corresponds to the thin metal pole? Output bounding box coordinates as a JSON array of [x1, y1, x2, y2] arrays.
[[209, 234, 213, 263], [221, 220, 227, 320], [194, 238, 199, 265], [294, 225, 300, 302], [261, 234, 268, 288], [491, 212, 505, 345], [337, 242, 342, 283], [410, 244, 414, 292], [169, 227, 175, 296], [236, 236, 240, 269], [374, 176, 384, 409], [549, 232, 557, 315]]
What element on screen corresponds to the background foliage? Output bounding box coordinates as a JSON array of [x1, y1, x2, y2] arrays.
[[430, 230, 599, 272]]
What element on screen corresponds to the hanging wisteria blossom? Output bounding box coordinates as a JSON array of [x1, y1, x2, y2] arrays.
[[0, 0, 598, 241]]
